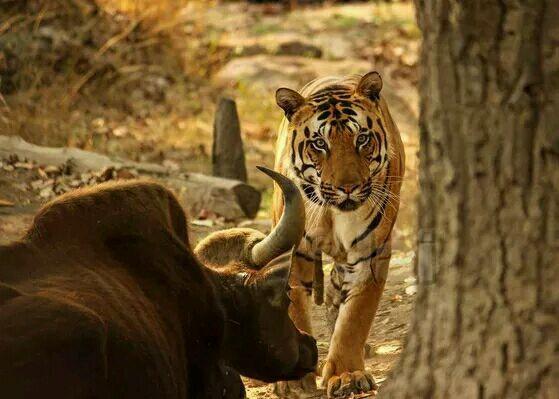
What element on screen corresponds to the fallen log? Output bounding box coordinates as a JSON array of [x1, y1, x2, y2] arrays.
[[0, 135, 167, 175], [0, 135, 261, 220], [0, 199, 15, 207]]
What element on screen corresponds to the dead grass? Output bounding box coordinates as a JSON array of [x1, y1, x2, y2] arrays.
[[95, 0, 194, 42], [0, 0, 220, 165]]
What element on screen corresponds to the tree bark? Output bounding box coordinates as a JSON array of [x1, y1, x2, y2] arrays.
[[212, 97, 248, 182], [380, 1, 559, 398]]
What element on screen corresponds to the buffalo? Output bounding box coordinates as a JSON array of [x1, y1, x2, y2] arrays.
[[0, 167, 317, 398]]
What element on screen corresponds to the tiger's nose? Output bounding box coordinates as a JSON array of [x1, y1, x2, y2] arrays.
[[340, 184, 359, 194]]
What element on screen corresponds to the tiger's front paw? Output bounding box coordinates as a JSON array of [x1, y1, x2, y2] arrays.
[[323, 366, 378, 398], [273, 372, 323, 398]]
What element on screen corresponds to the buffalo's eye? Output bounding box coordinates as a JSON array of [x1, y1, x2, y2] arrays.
[[312, 138, 328, 151], [356, 134, 370, 147]]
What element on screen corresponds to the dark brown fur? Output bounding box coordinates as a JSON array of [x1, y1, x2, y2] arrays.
[[0, 181, 316, 398]]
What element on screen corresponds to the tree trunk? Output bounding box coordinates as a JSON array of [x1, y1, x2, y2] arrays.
[[380, 1, 559, 398]]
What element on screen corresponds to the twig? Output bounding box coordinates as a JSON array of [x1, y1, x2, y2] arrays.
[[0, 14, 25, 35], [94, 17, 142, 60], [32, 3, 50, 32], [69, 68, 98, 99]]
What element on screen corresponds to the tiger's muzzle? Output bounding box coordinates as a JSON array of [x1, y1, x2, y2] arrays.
[[320, 182, 371, 211]]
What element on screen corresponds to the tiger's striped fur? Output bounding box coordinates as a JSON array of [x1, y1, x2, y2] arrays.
[[272, 72, 405, 396]]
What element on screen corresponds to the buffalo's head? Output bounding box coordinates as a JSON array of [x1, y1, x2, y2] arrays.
[[195, 167, 317, 382]]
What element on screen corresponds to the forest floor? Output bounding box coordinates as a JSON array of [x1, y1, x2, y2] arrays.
[[0, 1, 420, 397]]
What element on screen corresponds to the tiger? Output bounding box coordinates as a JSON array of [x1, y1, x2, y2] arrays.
[[271, 72, 405, 397]]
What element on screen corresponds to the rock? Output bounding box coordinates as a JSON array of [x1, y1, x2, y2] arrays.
[[237, 219, 272, 234], [14, 162, 34, 170], [39, 186, 54, 199], [232, 43, 267, 57], [166, 174, 261, 220], [59, 159, 77, 175], [275, 41, 322, 58], [212, 97, 248, 182], [404, 285, 417, 296], [214, 55, 370, 90], [80, 172, 93, 183], [404, 276, 417, 285], [44, 165, 60, 174], [313, 33, 354, 60], [99, 166, 116, 181], [188, 222, 224, 246], [30, 180, 46, 190], [37, 168, 48, 179], [215, 55, 305, 89], [112, 126, 129, 138], [53, 183, 70, 195], [116, 168, 137, 180], [69, 179, 82, 188], [162, 159, 180, 172], [222, 32, 323, 59]]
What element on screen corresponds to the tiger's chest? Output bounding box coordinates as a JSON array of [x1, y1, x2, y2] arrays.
[[303, 203, 376, 264]]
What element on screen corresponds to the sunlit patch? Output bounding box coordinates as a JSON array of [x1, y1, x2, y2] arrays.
[[374, 342, 402, 355]]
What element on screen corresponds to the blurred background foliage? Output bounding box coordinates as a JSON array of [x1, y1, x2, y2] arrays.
[[0, 0, 418, 235]]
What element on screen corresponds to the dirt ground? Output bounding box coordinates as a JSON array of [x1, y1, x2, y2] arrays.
[[0, 1, 419, 397]]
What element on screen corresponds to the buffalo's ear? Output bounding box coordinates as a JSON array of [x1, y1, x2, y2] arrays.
[[356, 71, 383, 101], [258, 252, 292, 308], [276, 88, 306, 120]]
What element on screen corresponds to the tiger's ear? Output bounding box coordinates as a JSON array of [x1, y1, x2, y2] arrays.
[[356, 71, 383, 101], [276, 88, 305, 120]]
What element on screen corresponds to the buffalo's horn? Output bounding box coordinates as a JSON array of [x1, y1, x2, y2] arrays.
[[251, 166, 305, 267]]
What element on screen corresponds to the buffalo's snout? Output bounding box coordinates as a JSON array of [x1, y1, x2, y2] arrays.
[[295, 331, 318, 377]]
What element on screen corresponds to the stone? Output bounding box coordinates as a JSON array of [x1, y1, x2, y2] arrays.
[[275, 41, 322, 58]]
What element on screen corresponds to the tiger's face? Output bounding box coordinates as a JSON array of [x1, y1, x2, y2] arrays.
[[276, 72, 389, 212]]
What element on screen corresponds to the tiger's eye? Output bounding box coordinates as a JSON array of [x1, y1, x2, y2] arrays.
[[315, 139, 327, 149], [356, 134, 370, 146]]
